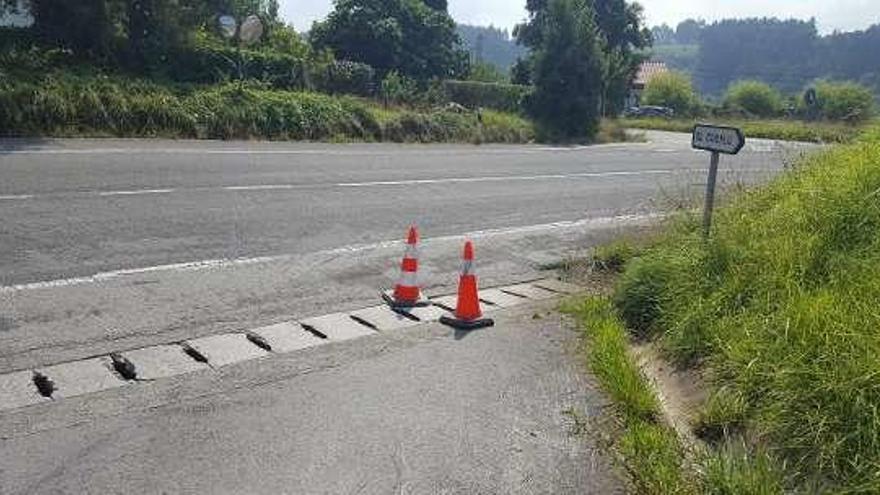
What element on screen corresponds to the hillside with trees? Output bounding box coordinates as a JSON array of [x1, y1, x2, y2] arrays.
[[456, 24, 525, 74], [648, 18, 880, 99]]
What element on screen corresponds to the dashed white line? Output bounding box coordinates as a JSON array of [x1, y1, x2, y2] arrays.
[[0, 194, 34, 200], [336, 169, 683, 187], [224, 185, 299, 191], [0, 212, 663, 294], [96, 189, 174, 197]]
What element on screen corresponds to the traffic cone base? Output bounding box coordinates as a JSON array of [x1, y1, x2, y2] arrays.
[[382, 289, 431, 308], [439, 313, 494, 331]]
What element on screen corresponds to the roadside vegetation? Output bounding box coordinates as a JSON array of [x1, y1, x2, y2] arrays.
[[631, 69, 877, 143], [567, 123, 880, 492]]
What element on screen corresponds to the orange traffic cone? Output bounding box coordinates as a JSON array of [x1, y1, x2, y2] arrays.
[[440, 240, 494, 330], [383, 225, 430, 308]]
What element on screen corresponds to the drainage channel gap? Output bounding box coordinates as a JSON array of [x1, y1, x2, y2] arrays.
[[246, 333, 273, 352], [300, 323, 328, 340], [431, 300, 455, 311], [390, 308, 421, 322], [110, 353, 138, 381], [349, 315, 378, 330], [32, 371, 55, 398], [498, 290, 531, 299], [181, 344, 209, 364], [479, 298, 500, 306]]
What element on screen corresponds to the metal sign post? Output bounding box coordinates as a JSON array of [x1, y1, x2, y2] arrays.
[[691, 124, 745, 238]]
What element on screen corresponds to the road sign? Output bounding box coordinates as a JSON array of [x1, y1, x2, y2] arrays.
[[692, 124, 745, 155], [691, 124, 745, 238]]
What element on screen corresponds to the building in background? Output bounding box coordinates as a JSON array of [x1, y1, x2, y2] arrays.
[[627, 61, 668, 108]]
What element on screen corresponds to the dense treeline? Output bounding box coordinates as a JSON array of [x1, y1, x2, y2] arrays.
[[649, 18, 880, 99], [456, 24, 525, 73]]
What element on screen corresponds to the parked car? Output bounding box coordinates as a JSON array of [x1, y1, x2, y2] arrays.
[[624, 105, 675, 118]]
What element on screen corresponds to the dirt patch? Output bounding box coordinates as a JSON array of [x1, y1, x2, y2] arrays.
[[630, 342, 707, 451]]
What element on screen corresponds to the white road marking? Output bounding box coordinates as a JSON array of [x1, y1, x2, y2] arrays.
[[336, 169, 685, 188], [0, 194, 34, 200], [224, 185, 299, 191], [0, 213, 663, 294], [0, 146, 652, 156], [96, 189, 174, 197]]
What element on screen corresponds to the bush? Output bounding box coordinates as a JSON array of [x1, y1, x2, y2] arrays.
[[814, 80, 876, 122], [167, 42, 308, 89], [308, 60, 376, 96], [723, 80, 784, 118], [642, 71, 698, 116], [444, 80, 531, 113]]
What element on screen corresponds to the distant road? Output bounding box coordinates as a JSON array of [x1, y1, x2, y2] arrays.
[[0, 132, 806, 372]]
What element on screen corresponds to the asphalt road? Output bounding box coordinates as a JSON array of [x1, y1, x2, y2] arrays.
[[0, 132, 811, 493], [0, 132, 808, 373]]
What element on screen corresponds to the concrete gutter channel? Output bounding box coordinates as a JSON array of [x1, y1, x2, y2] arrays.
[[0, 278, 582, 414]]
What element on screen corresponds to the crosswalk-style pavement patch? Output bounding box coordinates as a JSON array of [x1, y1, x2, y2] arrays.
[[532, 279, 582, 294], [395, 304, 450, 323], [350, 306, 421, 331], [249, 322, 326, 353], [500, 283, 558, 300], [300, 312, 376, 341], [38, 357, 128, 399], [0, 278, 580, 413], [479, 288, 529, 308], [185, 333, 269, 368], [0, 371, 48, 411], [121, 344, 209, 380]]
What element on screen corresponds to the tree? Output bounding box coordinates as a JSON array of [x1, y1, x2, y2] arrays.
[[310, 0, 467, 80], [516, 0, 651, 116], [651, 24, 675, 45], [723, 80, 784, 117], [813, 81, 875, 122], [527, 0, 604, 141], [696, 18, 818, 95], [641, 70, 696, 115], [675, 19, 704, 44]]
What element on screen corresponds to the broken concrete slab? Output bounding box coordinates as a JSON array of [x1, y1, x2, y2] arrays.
[[500, 283, 558, 300], [38, 357, 128, 399], [121, 344, 209, 381], [185, 333, 268, 368], [350, 306, 421, 332], [300, 312, 376, 342], [0, 370, 48, 411], [532, 279, 583, 294], [249, 322, 325, 354], [479, 288, 529, 308]]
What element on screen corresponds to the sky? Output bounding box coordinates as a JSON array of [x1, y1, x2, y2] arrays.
[[280, 0, 880, 35]]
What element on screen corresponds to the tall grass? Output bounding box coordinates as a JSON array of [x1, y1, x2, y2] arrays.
[[613, 125, 880, 491], [0, 73, 533, 143], [563, 297, 694, 494]]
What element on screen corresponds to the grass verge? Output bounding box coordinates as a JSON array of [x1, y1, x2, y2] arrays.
[[624, 117, 872, 144], [0, 73, 534, 143], [562, 297, 694, 494], [608, 123, 880, 492]]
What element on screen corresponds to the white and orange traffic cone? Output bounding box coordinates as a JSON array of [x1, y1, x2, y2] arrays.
[[383, 225, 430, 308], [440, 240, 494, 330]]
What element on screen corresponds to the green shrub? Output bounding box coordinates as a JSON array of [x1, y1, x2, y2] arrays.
[[814, 80, 876, 122], [642, 71, 699, 116], [444, 80, 531, 113], [723, 80, 784, 118], [310, 60, 376, 96]]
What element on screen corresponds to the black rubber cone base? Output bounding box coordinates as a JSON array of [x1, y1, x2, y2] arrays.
[[439, 314, 495, 331], [382, 290, 431, 308]]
